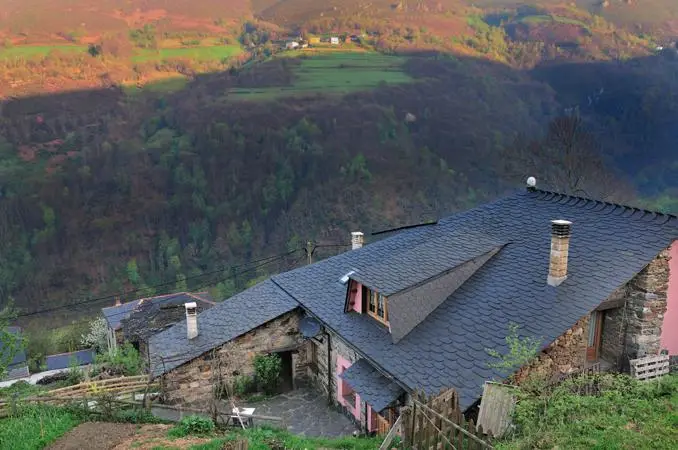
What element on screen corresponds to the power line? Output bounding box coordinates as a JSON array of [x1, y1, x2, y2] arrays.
[[100, 254, 297, 321], [16, 249, 301, 319]]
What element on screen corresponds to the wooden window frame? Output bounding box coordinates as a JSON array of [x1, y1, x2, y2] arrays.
[[365, 288, 389, 325]]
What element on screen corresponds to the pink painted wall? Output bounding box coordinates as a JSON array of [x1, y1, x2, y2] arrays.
[[661, 241, 678, 355], [348, 281, 363, 314], [336, 355, 361, 421], [367, 405, 374, 432]]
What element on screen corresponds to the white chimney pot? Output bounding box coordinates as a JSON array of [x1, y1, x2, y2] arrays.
[[185, 302, 198, 340], [351, 231, 364, 250]]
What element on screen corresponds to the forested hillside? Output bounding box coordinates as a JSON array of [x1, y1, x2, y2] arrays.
[[1, 0, 677, 328]]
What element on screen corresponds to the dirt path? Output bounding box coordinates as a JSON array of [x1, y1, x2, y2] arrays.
[[47, 422, 219, 450]]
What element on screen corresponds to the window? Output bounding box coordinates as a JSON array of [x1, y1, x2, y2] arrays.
[[365, 287, 389, 325]]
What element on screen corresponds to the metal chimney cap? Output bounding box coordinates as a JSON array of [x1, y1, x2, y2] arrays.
[[551, 219, 573, 226], [526, 176, 537, 188], [184, 302, 197, 310], [351, 231, 364, 236]]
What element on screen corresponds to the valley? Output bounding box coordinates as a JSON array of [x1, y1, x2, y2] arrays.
[[0, 0, 677, 338]]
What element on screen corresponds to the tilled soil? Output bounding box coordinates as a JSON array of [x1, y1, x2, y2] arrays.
[[47, 423, 219, 450], [46, 422, 139, 450]]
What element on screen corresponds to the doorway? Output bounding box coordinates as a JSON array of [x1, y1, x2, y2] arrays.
[[276, 351, 294, 393], [586, 311, 603, 362]]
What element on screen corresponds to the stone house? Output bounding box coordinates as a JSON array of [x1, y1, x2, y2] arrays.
[[149, 184, 678, 433], [101, 292, 214, 355]]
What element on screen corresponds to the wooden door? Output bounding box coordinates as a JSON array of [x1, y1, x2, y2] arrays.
[[586, 311, 603, 362]]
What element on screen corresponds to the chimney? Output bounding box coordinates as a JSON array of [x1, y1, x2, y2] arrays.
[[548, 220, 572, 287], [185, 302, 198, 340], [351, 231, 364, 250], [114, 296, 121, 307]]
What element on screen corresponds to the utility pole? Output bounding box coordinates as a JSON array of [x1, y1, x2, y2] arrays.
[[305, 240, 315, 265]]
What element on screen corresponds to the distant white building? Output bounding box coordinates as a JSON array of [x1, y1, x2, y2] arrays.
[[286, 41, 300, 50], [330, 37, 339, 45]]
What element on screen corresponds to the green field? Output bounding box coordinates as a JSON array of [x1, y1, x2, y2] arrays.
[[519, 14, 590, 30], [0, 45, 87, 60], [228, 51, 413, 100], [132, 45, 242, 63], [122, 76, 190, 96]]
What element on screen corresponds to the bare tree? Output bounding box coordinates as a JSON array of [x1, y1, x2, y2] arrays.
[[501, 114, 635, 202]]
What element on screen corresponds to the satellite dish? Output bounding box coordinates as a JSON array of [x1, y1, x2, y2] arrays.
[[526, 176, 537, 188], [299, 316, 322, 338]]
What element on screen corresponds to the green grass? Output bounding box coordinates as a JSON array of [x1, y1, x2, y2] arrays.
[[0, 45, 87, 60], [519, 14, 590, 30], [497, 374, 678, 449], [0, 381, 46, 401], [0, 405, 81, 450], [123, 76, 190, 96], [229, 51, 413, 101], [184, 426, 383, 450], [132, 45, 242, 63]]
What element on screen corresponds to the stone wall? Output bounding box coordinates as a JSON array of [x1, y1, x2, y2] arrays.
[[161, 311, 302, 406], [624, 248, 671, 360], [514, 315, 589, 384]]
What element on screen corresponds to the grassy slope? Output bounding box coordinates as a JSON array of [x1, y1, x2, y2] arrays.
[[229, 50, 413, 100], [131, 45, 242, 63], [0, 45, 87, 60], [498, 374, 678, 450]]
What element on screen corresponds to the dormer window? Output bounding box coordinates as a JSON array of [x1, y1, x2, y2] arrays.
[[344, 279, 389, 328], [365, 287, 389, 325]]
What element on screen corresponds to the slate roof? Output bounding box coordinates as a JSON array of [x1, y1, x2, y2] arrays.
[[102, 292, 214, 330], [122, 295, 214, 343], [340, 359, 405, 412], [148, 280, 298, 376], [149, 188, 678, 410], [350, 230, 504, 295], [45, 349, 95, 371]]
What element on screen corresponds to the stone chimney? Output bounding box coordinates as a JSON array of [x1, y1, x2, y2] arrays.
[[185, 302, 198, 340], [351, 231, 364, 250], [548, 220, 572, 287]]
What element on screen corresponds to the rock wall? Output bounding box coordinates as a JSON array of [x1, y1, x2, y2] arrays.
[[514, 315, 589, 384], [625, 249, 671, 359], [160, 311, 302, 406]]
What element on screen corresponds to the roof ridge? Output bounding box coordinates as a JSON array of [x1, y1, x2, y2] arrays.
[[526, 188, 678, 223]]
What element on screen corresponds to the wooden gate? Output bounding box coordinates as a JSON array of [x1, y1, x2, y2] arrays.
[[402, 389, 493, 449]]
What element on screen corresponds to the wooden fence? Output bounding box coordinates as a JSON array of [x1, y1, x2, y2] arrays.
[[401, 389, 493, 450], [0, 375, 158, 416]]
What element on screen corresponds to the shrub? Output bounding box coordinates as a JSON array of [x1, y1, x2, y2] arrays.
[[112, 408, 164, 424], [93, 343, 142, 376], [66, 357, 84, 386], [80, 317, 109, 353], [233, 374, 255, 396], [168, 415, 215, 438], [253, 354, 281, 394]]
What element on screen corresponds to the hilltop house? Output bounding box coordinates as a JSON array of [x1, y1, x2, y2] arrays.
[[148, 184, 678, 433], [102, 292, 214, 354], [1, 327, 28, 380]]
